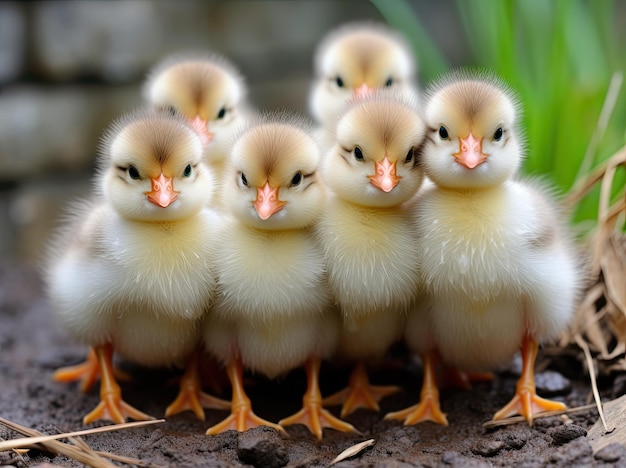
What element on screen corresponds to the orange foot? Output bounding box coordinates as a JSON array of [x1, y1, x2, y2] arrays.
[[53, 347, 131, 393], [84, 392, 155, 425], [384, 351, 448, 426], [166, 350, 230, 420], [83, 344, 155, 425], [384, 393, 448, 426], [279, 357, 359, 439], [492, 337, 566, 425], [443, 366, 494, 390], [323, 361, 400, 417], [205, 358, 284, 436]]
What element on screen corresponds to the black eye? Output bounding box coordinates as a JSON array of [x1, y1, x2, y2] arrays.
[[438, 126, 449, 140], [336, 76, 344, 88], [405, 148, 414, 163], [217, 107, 227, 120], [353, 147, 364, 161], [183, 164, 192, 177], [385, 78, 393, 87], [240, 172, 248, 186], [128, 165, 140, 180], [291, 171, 302, 187], [494, 127, 503, 141]]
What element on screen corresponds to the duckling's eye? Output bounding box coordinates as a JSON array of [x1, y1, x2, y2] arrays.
[[183, 164, 192, 177], [128, 165, 140, 180], [217, 107, 227, 119], [405, 147, 414, 163], [493, 127, 503, 141], [240, 172, 248, 186], [385, 78, 393, 87], [290, 171, 302, 187], [353, 147, 364, 161], [336, 76, 344, 88], [438, 126, 449, 140]]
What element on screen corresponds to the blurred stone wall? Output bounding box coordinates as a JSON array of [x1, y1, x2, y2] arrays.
[[0, 0, 461, 263]]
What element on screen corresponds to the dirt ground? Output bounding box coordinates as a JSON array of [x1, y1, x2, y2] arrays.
[[1, 259, 623, 468]]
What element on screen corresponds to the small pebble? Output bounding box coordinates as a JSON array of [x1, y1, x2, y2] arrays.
[[497, 429, 530, 450], [237, 426, 288, 468], [441, 451, 492, 467], [471, 439, 505, 457], [548, 424, 587, 445], [535, 371, 571, 396], [594, 443, 626, 463], [548, 438, 593, 464]]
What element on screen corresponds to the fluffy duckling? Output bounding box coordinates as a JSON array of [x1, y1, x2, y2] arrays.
[[309, 22, 419, 138], [143, 53, 250, 182], [202, 115, 356, 440], [47, 109, 229, 424], [316, 91, 426, 418], [386, 72, 582, 426]]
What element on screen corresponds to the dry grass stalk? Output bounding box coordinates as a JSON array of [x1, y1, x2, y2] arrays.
[[560, 145, 626, 374], [0, 417, 164, 468], [0, 419, 164, 451], [482, 404, 597, 429], [575, 334, 613, 433]]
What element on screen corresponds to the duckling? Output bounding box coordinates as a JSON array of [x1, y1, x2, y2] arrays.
[[202, 115, 356, 439], [316, 91, 426, 418], [46, 109, 229, 424], [143, 53, 251, 182], [309, 22, 419, 143], [386, 72, 582, 426]]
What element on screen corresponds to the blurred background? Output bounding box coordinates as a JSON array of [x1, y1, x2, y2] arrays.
[[0, 0, 624, 263]]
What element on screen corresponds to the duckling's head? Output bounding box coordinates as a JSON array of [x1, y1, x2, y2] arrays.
[[224, 114, 324, 230], [422, 71, 524, 189], [98, 108, 214, 222], [324, 91, 425, 208], [143, 53, 247, 164], [310, 22, 418, 128]]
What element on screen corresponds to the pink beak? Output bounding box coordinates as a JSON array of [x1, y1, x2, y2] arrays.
[[368, 156, 401, 192], [253, 182, 286, 220], [454, 132, 487, 169], [189, 115, 214, 148], [353, 83, 374, 99], [146, 172, 178, 208]]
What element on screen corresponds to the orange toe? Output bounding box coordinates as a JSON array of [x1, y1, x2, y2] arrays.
[[82, 344, 155, 425], [384, 394, 448, 426], [53, 348, 100, 393], [84, 394, 155, 425], [279, 405, 359, 440], [280, 357, 359, 439], [54, 348, 132, 393], [492, 390, 566, 425], [165, 350, 230, 420], [492, 336, 567, 425], [323, 362, 400, 417], [206, 407, 285, 436], [166, 388, 230, 420], [205, 358, 284, 436], [385, 350, 448, 426]]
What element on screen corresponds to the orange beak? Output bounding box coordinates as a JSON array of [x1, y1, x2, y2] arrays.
[[146, 172, 178, 208], [353, 83, 374, 99], [368, 156, 400, 192], [454, 132, 487, 169], [189, 115, 214, 148], [253, 182, 286, 220]]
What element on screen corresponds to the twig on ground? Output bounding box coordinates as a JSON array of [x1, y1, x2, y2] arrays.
[[482, 404, 597, 429]]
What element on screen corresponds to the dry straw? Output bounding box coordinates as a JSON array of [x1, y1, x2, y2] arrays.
[[0, 417, 164, 468]]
